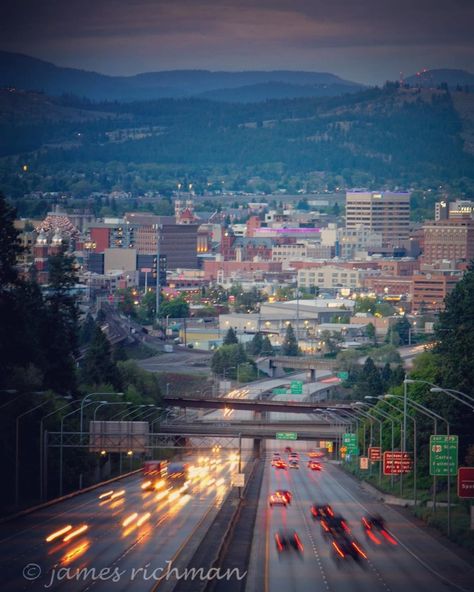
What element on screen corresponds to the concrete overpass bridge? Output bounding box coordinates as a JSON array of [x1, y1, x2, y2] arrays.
[[259, 356, 337, 379], [158, 420, 345, 440], [163, 395, 352, 414]]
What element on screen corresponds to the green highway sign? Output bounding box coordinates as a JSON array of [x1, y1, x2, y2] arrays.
[[272, 388, 288, 395], [430, 435, 458, 476], [342, 433, 359, 453], [290, 380, 304, 394], [337, 372, 349, 381], [276, 432, 297, 441]]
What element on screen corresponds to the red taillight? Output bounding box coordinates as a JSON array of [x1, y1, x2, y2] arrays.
[[332, 541, 345, 558], [294, 533, 304, 551], [352, 541, 368, 559], [327, 507, 334, 517], [341, 520, 350, 533], [381, 530, 398, 546], [321, 520, 330, 532], [275, 534, 283, 552], [366, 529, 381, 545], [362, 517, 371, 529], [311, 507, 317, 516]]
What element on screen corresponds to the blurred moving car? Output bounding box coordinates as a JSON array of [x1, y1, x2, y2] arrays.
[[308, 450, 324, 459], [275, 489, 292, 504], [310, 503, 334, 520], [275, 530, 304, 554], [308, 460, 322, 471], [269, 491, 289, 507], [361, 514, 397, 545], [331, 532, 368, 564], [289, 459, 300, 469], [321, 514, 351, 537], [274, 459, 288, 470], [271, 452, 282, 467]]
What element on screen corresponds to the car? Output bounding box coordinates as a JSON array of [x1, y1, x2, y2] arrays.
[[274, 460, 287, 470], [361, 514, 397, 546], [310, 503, 334, 520], [271, 452, 282, 466], [288, 451, 299, 459], [275, 489, 292, 504], [321, 514, 351, 538], [308, 461, 322, 471], [308, 450, 324, 459], [269, 491, 288, 507], [275, 530, 304, 554], [289, 460, 299, 469], [284, 446, 293, 454], [331, 532, 368, 564]]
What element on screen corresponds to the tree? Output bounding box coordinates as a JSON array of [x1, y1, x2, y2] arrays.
[[159, 296, 189, 319], [42, 248, 79, 393], [261, 335, 275, 356], [354, 357, 384, 399], [248, 332, 263, 355], [0, 193, 22, 287], [223, 327, 238, 345], [392, 316, 411, 345], [281, 324, 299, 356], [365, 322, 376, 345], [81, 326, 117, 387], [79, 314, 97, 346], [211, 344, 247, 378]]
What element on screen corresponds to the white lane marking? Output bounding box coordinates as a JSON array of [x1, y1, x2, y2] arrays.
[[324, 465, 470, 592]]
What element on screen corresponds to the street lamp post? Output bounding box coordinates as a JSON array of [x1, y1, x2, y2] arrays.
[[60, 401, 106, 496], [40, 401, 75, 501], [429, 386, 474, 409], [80, 392, 124, 438], [385, 395, 448, 518], [15, 398, 50, 506], [354, 403, 383, 483], [365, 397, 398, 489]]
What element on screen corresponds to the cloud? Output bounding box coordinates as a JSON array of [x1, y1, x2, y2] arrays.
[[1, 0, 473, 83]]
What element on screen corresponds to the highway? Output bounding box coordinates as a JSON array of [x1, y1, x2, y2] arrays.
[[0, 454, 240, 592], [246, 447, 474, 592]]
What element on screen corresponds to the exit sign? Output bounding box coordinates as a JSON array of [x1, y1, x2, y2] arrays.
[[276, 432, 297, 441]]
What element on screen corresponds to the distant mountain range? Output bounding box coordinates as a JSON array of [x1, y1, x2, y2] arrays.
[[405, 68, 474, 89], [0, 51, 364, 102]]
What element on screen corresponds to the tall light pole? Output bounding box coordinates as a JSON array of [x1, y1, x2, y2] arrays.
[[40, 400, 75, 502], [15, 398, 50, 506], [364, 398, 398, 488], [80, 392, 124, 437], [385, 394, 449, 519], [429, 386, 474, 409], [93, 401, 131, 421], [60, 401, 106, 496], [354, 403, 383, 482]]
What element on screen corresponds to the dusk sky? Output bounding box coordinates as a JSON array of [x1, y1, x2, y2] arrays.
[[1, 0, 473, 84]]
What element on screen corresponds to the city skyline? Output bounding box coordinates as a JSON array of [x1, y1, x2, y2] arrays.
[[1, 0, 473, 85]]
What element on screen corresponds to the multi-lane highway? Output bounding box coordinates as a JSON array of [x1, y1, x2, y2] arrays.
[[247, 446, 474, 592], [0, 454, 239, 592]]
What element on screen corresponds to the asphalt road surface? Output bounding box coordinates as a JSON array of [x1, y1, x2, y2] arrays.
[[0, 455, 238, 592], [246, 447, 474, 592]]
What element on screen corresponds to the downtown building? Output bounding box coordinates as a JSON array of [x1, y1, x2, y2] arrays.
[[345, 191, 411, 248]]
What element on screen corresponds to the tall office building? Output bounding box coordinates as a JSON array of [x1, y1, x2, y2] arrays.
[[345, 191, 411, 247]]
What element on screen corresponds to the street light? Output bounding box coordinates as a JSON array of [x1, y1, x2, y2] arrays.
[[354, 403, 383, 482], [15, 397, 50, 506], [429, 386, 474, 409], [80, 392, 124, 436], [93, 401, 132, 421], [60, 400, 107, 496], [40, 400, 75, 501], [366, 396, 401, 489], [385, 394, 449, 521]]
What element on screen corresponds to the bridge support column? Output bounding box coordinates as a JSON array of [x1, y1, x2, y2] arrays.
[[310, 368, 316, 381], [253, 438, 262, 458]]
